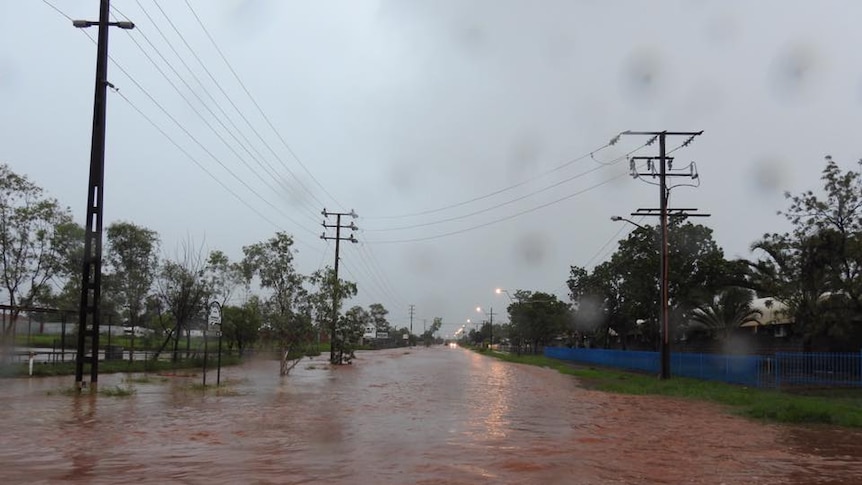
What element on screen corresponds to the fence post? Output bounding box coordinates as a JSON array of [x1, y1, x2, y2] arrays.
[[775, 353, 781, 389]]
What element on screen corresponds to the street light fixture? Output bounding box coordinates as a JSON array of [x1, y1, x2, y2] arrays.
[[610, 215, 647, 230], [495, 288, 514, 303], [73, 19, 135, 29]]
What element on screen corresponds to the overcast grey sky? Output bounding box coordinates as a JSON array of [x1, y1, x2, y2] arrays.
[[2, 1, 862, 337]]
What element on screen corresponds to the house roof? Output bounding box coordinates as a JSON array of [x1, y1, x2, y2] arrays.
[[740, 297, 792, 327]]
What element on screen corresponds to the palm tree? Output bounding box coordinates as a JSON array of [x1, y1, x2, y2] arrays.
[[689, 287, 762, 341]]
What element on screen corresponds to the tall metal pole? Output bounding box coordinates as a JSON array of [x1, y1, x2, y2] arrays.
[[331, 213, 342, 364], [202, 327, 208, 387], [489, 307, 494, 350], [658, 133, 670, 380], [409, 304, 415, 346], [75, 0, 111, 390], [217, 328, 223, 386]]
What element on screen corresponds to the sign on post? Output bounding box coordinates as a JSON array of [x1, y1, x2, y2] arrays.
[[208, 302, 222, 329]]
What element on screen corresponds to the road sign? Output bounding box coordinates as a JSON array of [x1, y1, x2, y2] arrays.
[[208, 303, 222, 327]]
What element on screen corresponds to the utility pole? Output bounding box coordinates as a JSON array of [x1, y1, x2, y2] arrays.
[[321, 209, 357, 364], [477, 306, 494, 350], [489, 307, 494, 350], [409, 304, 415, 345], [622, 130, 703, 380], [72, 1, 135, 391]]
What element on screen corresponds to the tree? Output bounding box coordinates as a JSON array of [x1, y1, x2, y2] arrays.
[[103, 221, 159, 359], [242, 232, 303, 317], [688, 287, 761, 341], [747, 156, 862, 348], [507, 291, 570, 354], [35, 220, 85, 314], [568, 221, 732, 349], [340, 306, 370, 363], [242, 233, 309, 373], [421, 317, 443, 346], [0, 164, 74, 334], [221, 298, 261, 356], [307, 267, 357, 364], [155, 240, 211, 361], [368, 303, 390, 332], [205, 249, 244, 307]]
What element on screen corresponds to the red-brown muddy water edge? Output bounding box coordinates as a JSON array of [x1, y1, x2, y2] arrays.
[[1, 346, 861, 484]]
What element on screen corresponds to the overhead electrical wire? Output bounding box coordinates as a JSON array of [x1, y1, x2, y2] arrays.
[[338, 259, 396, 310], [364, 142, 646, 233], [44, 2, 323, 253], [147, 0, 328, 216], [110, 6, 323, 228], [181, 0, 345, 211], [363, 142, 650, 242], [367, 169, 633, 244], [121, 1, 321, 224], [345, 244, 404, 309], [47, 1, 396, 303], [352, 240, 408, 308], [364, 138, 621, 220]]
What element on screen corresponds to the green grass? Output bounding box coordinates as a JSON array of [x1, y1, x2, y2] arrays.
[[1, 355, 242, 378], [481, 350, 862, 428]]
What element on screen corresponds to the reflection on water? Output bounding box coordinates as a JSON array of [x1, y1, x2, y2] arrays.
[[1, 346, 861, 484]]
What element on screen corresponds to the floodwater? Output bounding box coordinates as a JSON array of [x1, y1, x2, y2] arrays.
[[1, 346, 861, 484]]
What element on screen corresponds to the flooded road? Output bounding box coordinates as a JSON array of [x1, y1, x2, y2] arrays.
[[1, 346, 861, 484]]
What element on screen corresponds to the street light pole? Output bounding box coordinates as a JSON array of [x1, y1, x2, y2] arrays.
[[73, 0, 134, 391], [476, 306, 494, 350]]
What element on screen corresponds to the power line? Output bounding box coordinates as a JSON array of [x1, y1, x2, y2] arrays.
[[350, 240, 408, 309], [41, 0, 72, 21], [364, 144, 644, 233], [122, 1, 319, 220], [181, 0, 345, 211], [145, 0, 328, 216], [110, 6, 322, 227], [367, 169, 632, 244], [359, 241, 408, 307], [364, 137, 622, 220], [45, 3, 321, 246]]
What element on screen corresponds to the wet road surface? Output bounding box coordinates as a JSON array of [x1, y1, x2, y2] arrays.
[[1, 346, 861, 484]]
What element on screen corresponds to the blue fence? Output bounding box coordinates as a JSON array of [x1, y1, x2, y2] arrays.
[[768, 352, 862, 388], [544, 348, 862, 388]]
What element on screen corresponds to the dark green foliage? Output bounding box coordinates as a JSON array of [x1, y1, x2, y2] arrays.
[[746, 157, 862, 348], [568, 221, 732, 348]]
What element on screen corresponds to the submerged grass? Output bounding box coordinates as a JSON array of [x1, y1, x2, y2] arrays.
[[480, 350, 862, 428], [99, 385, 136, 397], [1, 355, 242, 378]]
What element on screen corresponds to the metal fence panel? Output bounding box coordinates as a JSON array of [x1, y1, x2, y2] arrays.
[[769, 352, 862, 388], [545, 348, 762, 387]]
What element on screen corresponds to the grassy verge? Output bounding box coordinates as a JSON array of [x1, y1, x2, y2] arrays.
[[0, 355, 242, 378], [479, 350, 862, 428]]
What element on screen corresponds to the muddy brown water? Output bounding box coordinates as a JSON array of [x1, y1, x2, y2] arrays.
[[1, 346, 861, 484]]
